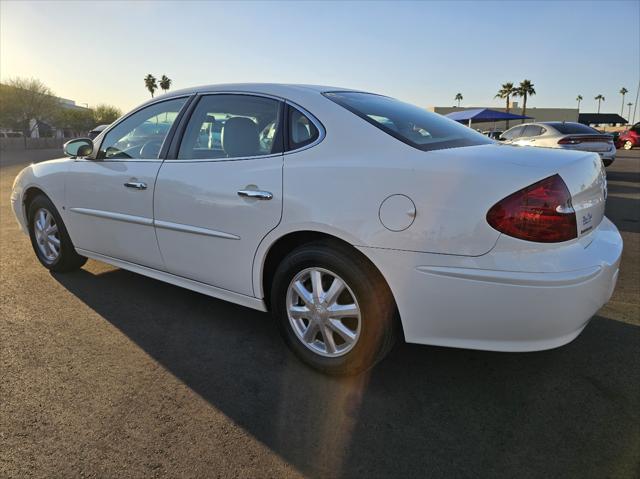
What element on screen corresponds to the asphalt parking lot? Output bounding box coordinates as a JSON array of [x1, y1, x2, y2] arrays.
[[1, 148, 638, 478]]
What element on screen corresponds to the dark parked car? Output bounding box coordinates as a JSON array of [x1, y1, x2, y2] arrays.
[[482, 130, 503, 140]]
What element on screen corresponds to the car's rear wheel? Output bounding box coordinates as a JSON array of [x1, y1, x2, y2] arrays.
[[27, 194, 87, 272], [623, 140, 634, 150], [271, 240, 397, 375]]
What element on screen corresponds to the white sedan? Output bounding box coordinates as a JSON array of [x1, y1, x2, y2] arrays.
[[10, 84, 622, 375]]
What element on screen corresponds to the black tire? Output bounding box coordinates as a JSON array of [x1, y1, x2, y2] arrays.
[[623, 140, 634, 150], [27, 194, 87, 272], [271, 240, 397, 375]]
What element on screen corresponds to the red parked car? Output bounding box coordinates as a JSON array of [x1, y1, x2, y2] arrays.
[[617, 122, 640, 150]]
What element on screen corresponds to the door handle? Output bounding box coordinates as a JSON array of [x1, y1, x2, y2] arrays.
[[237, 189, 273, 200], [124, 181, 147, 190]]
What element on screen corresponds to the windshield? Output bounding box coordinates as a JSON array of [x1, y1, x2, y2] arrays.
[[324, 91, 491, 151]]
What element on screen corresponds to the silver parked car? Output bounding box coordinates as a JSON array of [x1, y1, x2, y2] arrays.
[[499, 122, 616, 166]]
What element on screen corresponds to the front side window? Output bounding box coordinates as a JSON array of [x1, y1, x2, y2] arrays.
[[178, 95, 282, 160], [99, 98, 187, 159], [324, 91, 491, 151], [522, 125, 545, 137], [501, 125, 525, 140]]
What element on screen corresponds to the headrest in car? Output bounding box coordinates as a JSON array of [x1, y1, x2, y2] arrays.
[[222, 117, 259, 158]]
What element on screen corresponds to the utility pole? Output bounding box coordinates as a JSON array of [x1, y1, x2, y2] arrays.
[[633, 80, 640, 125]]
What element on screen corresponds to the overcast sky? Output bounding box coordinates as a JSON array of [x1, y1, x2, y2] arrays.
[[1, 0, 638, 114]]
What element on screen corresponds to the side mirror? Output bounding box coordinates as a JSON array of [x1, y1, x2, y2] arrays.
[[64, 138, 93, 158], [497, 136, 506, 141]]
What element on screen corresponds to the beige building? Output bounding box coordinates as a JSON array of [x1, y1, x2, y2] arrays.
[[430, 102, 579, 132]]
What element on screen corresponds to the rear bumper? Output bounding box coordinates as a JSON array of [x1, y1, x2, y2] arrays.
[[598, 151, 615, 165], [359, 217, 622, 352]]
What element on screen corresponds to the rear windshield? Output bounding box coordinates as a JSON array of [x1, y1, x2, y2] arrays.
[[552, 123, 600, 134], [323, 91, 491, 151]]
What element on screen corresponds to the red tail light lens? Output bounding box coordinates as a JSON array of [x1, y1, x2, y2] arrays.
[[486, 175, 577, 243]]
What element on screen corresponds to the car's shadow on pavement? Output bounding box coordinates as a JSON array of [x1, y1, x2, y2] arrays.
[[52, 267, 640, 478]]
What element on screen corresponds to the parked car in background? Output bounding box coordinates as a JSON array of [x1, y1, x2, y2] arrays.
[[482, 130, 503, 140], [617, 122, 640, 150], [88, 124, 109, 140], [10, 84, 622, 375], [499, 122, 616, 166], [0, 131, 24, 138]]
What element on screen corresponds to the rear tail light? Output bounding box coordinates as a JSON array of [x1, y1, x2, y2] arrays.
[[558, 135, 613, 145], [486, 175, 577, 243]]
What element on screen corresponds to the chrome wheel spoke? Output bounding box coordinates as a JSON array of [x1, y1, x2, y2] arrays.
[[324, 277, 345, 306], [36, 210, 46, 231], [327, 318, 356, 344], [47, 241, 58, 254], [292, 280, 313, 307], [310, 269, 323, 302], [328, 303, 359, 318], [320, 326, 337, 354], [289, 305, 311, 320], [302, 322, 319, 342]]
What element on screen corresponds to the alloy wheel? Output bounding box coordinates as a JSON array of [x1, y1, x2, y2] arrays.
[[33, 208, 60, 263], [286, 267, 361, 357]]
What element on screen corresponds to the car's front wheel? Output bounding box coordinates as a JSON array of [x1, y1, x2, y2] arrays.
[[623, 140, 634, 150], [271, 241, 397, 375], [27, 194, 87, 272]]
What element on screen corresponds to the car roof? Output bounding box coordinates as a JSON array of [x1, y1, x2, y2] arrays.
[[171, 83, 350, 95], [134, 83, 364, 112]]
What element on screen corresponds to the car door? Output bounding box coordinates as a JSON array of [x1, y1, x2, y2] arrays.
[[153, 93, 284, 296], [64, 97, 188, 269]]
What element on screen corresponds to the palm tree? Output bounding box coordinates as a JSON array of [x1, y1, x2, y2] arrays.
[[594, 94, 605, 114], [619, 87, 629, 115], [159, 75, 172, 94], [515, 79, 536, 123], [627, 102, 634, 123], [495, 82, 516, 129], [576, 94, 583, 110], [454, 93, 463, 107], [144, 74, 157, 98]]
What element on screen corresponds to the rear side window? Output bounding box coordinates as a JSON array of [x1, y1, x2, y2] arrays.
[[177, 94, 282, 160], [287, 106, 320, 150], [553, 123, 599, 134], [324, 91, 491, 151]]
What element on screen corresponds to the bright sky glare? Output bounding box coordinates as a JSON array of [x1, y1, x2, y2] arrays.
[[1, 0, 638, 113]]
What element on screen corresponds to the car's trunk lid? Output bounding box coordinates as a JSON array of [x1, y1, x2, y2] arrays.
[[440, 145, 606, 237], [494, 145, 606, 238], [558, 134, 613, 153]]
